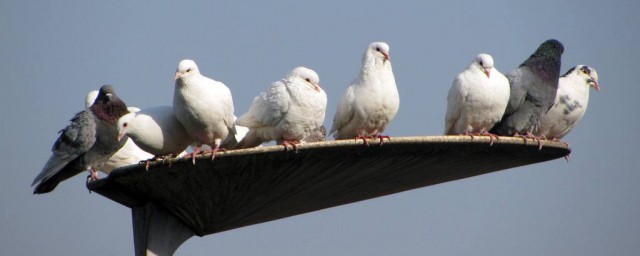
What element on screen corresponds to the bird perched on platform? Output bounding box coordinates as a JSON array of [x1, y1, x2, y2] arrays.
[[330, 42, 399, 145], [173, 59, 236, 163], [117, 106, 194, 158], [490, 39, 564, 146], [32, 85, 129, 194], [86, 90, 152, 173], [537, 65, 600, 139], [444, 53, 510, 145], [234, 67, 327, 150]]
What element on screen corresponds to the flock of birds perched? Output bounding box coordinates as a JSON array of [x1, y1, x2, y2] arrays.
[[31, 39, 600, 194]]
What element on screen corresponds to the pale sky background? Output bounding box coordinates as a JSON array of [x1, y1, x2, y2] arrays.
[[1, 1, 639, 255]]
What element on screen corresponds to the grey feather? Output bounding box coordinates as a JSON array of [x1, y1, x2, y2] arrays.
[[32, 85, 129, 194], [491, 39, 564, 136]]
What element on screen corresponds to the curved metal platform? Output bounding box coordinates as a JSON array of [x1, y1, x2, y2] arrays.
[[87, 136, 570, 255]]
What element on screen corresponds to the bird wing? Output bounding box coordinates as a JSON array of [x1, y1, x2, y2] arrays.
[[444, 76, 466, 135], [329, 85, 356, 135], [32, 111, 96, 186], [236, 81, 290, 128], [504, 68, 529, 116], [219, 84, 237, 135]]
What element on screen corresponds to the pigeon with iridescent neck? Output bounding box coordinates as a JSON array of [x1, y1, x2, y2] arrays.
[[32, 85, 129, 194], [491, 39, 564, 148], [86, 90, 152, 173]]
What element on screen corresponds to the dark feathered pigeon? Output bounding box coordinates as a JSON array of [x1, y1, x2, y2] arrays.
[[32, 85, 129, 194], [490, 39, 564, 139]]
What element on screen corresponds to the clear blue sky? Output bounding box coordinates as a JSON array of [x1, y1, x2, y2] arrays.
[[1, 1, 638, 255]]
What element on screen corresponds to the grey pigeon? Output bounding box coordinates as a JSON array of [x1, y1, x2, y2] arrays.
[[444, 53, 510, 144], [490, 39, 564, 142], [330, 42, 399, 145], [86, 90, 152, 173], [32, 85, 129, 194], [537, 65, 599, 139], [234, 67, 327, 150], [173, 59, 236, 163]]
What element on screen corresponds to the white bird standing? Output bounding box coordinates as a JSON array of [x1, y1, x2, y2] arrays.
[[117, 106, 194, 158], [537, 65, 600, 139], [444, 53, 510, 144], [234, 67, 327, 150], [86, 90, 152, 173], [173, 59, 236, 163], [330, 42, 399, 145]]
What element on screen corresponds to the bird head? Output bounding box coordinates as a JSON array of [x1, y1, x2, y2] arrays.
[[175, 59, 200, 81], [579, 65, 600, 92], [475, 53, 495, 78], [291, 66, 321, 92], [116, 112, 135, 141], [368, 42, 391, 62]]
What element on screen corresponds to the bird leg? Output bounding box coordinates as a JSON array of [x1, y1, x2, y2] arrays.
[[189, 145, 201, 165], [209, 144, 226, 161], [355, 134, 373, 146], [88, 167, 100, 181], [281, 140, 300, 153], [373, 133, 391, 145], [462, 131, 475, 140], [514, 132, 544, 150], [480, 130, 500, 146]]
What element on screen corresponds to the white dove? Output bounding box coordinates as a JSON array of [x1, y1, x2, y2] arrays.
[[444, 53, 510, 145], [234, 67, 327, 150], [330, 42, 399, 145], [173, 59, 236, 163], [117, 106, 194, 158], [537, 65, 600, 139], [86, 90, 152, 173]]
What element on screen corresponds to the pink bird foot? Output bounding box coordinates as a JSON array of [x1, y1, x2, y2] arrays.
[[187, 145, 202, 165], [355, 134, 373, 146], [514, 132, 544, 150], [480, 131, 500, 146], [373, 133, 391, 145], [462, 131, 476, 140], [209, 145, 226, 161], [281, 140, 300, 152], [88, 168, 100, 181]]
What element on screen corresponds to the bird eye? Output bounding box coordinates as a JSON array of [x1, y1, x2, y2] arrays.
[[305, 78, 311, 83], [123, 122, 128, 128], [186, 68, 192, 72], [479, 61, 483, 66], [580, 66, 589, 74], [376, 47, 381, 52]]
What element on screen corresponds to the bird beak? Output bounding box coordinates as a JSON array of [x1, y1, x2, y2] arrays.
[[314, 84, 321, 92], [591, 79, 600, 92], [174, 71, 181, 81], [117, 131, 125, 141], [484, 67, 491, 78], [383, 52, 390, 61]]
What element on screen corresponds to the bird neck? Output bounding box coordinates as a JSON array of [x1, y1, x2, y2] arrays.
[[360, 56, 390, 78], [91, 102, 129, 124], [524, 57, 561, 85]]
